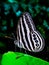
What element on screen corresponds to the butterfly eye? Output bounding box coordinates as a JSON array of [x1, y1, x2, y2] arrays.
[[32, 33, 37, 41], [33, 34, 36, 37], [35, 40, 38, 43], [36, 43, 39, 47]]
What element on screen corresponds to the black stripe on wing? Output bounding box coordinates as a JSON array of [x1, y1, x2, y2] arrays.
[[22, 15, 32, 51], [19, 19, 28, 49], [29, 33, 35, 50]]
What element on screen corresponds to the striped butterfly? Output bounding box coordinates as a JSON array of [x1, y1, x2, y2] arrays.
[[14, 12, 45, 52]]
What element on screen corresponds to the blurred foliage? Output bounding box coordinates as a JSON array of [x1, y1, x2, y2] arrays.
[[1, 51, 49, 65], [0, 42, 5, 47]]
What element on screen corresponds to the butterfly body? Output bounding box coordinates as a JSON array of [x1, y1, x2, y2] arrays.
[[14, 12, 45, 52]]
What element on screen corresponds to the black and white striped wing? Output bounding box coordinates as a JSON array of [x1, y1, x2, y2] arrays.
[[16, 12, 45, 52]]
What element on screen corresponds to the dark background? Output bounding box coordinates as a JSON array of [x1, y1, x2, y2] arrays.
[[0, 0, 49, 62]]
